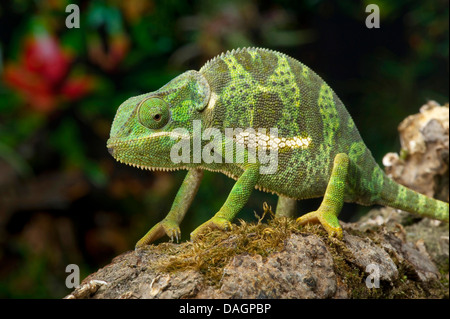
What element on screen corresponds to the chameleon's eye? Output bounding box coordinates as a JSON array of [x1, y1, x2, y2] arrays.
[[137, 97, 170, 129]]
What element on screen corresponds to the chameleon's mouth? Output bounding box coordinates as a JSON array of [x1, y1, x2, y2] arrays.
[[107, 130, 189, 148], [107, 145, 115, 156], [106, 130, 191, 172], [115, 157, 183, 172], [106, 139, 186, 172], [108, 149, 184, 172]]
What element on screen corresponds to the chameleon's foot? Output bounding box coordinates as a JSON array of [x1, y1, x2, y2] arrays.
[[296, 209, 343, 239], [190, 216, 233, 241], [135, 219, 181, 248]]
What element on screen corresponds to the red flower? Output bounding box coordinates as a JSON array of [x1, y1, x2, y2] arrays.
[[3, 33, 94, 113]]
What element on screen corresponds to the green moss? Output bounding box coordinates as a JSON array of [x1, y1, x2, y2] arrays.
[[437, 257, 449, 294], [154, 203, 304, 286]]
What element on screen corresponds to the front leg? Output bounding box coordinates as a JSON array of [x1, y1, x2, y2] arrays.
[[135, 169, 203, 248], [190, 163, 260, 240]]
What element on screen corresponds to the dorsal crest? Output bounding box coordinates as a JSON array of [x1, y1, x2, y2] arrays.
[[199, 47, 296, 73]]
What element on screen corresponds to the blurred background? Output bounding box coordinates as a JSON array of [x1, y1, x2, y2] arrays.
[[0, 0, 448, 298]]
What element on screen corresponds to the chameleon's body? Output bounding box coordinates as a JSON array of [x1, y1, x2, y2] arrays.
[[107, 48, 449, 247]]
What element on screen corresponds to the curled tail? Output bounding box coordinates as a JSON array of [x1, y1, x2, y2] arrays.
[[377, 175, 449, 222]]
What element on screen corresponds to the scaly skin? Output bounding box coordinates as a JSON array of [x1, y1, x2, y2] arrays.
[[107, 47, 449, 247]]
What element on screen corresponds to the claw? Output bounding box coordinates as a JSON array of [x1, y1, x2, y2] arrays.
[[169, 228, 180, 243], [190, 216, 233, 241], [296, 210, 343, 240], [135, 219, 182, 247]]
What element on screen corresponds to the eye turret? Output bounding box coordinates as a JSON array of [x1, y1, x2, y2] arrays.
[[137, 97, 170, 129]]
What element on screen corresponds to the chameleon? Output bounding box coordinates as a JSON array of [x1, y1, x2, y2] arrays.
[[107, 47, 449, 248]]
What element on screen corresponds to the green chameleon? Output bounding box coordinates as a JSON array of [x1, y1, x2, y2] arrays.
[[107, 47, 449, 248]]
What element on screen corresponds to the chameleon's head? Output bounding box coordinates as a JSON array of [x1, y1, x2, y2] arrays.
[[107, 70, 211, 171]]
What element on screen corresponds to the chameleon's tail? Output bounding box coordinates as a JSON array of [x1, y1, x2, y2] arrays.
[[377, 175, 449, 222]]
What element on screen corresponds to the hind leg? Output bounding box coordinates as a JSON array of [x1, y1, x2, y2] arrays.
[[275, 196, 297, 218], [296, 153, 349, 239]]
